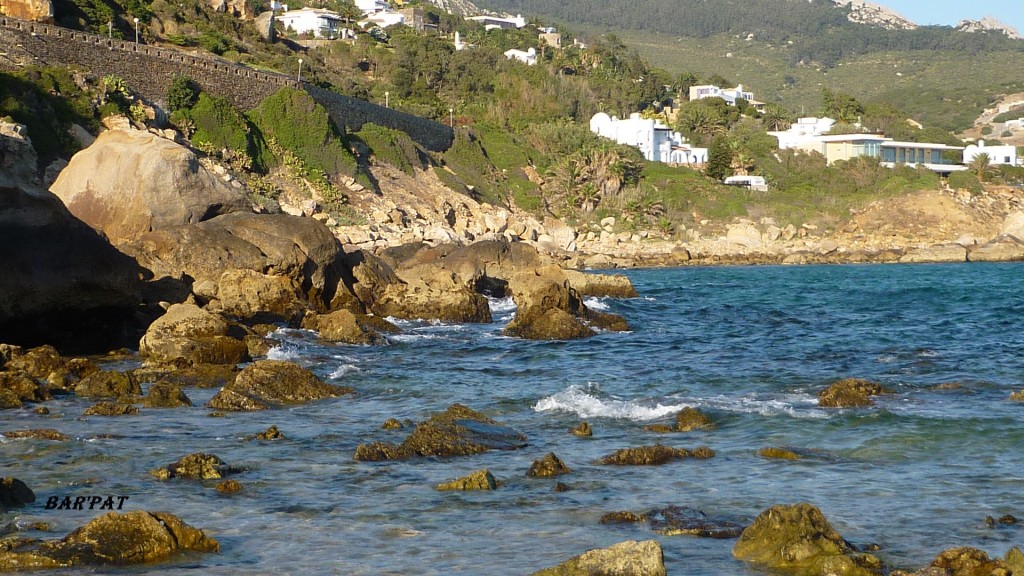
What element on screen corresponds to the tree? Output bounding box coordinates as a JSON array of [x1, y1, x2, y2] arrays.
[[167, 75, 199, 112], [706, 135, 733, 181], [968, 153, 995, 182], [760, 104, 792, 131], [820, 88, 864, 123]]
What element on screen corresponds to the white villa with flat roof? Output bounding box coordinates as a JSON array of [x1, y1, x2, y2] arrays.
[[466, 14, 527, 30], [689, 84, 766, 111], [503, 47, 537, 65], [590, 112, 708, 165], [769, 131, 965, 173], [276, 8, 346, 38], [963, 141, 1019, 166]]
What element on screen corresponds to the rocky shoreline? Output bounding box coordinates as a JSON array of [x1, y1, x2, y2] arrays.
[[4, 117, 1024, 574]]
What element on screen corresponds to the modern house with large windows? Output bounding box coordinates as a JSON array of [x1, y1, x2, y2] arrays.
[[769, 130, 965, 174]]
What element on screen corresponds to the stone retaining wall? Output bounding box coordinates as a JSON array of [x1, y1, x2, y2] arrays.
[[0, 17, 453, 150]]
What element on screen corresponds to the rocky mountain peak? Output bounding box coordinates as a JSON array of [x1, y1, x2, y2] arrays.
[[955, 16, 1022, 40], [831, 0, 917, 30], [426, 0, 482, 17]]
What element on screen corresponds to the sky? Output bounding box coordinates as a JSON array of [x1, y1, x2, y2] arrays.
[[877, 0, 1024, 34]]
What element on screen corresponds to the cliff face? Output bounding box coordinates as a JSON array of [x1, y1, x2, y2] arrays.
[[0, 0, 53, 22], [832, 0, 917, 30], [956, 17, 1022, 40]]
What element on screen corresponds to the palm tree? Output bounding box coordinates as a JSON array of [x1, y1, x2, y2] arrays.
[[968, 152, 995, 182], [760, 104, 792, 132]]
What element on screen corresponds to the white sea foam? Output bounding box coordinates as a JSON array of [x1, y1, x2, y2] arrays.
[[584, 296, 610, 311], [267, 344, 302, 361], [534, 384, 688, 421], [330, 364, 360, 379], [534, 385, 828, 420], [487, 296, 517, 315]]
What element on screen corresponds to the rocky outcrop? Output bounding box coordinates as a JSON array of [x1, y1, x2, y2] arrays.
[[0, 0, 53, 22], [353, 403, 527, 461], [372, 265, 492, 323], [132, 362, 238, 389], [206, 359, 352, 411], [530, 540, 666, 576], [818, 378, 893, 408], [563, 269, 638, 298], [967, 237, 1024, 262], [733, 502, 883, 576], [598, 445, 714, 466], [83, 401, 139, 416], [956, 17, 1022, 40], [122, 212, 354, 313], [143, 382, 192, 407], [644, 407, 713, 433], [213, 269, 307, 324], [436, 469, 498, 491], [50, 129, 250, 245], [139, 304, 248, 365], [2, 428, 69, 441], [0, 511, 218, 569], [893, 547, 1014, 576], [150, 452, 241, 480], [0, 478, 35, 511], [300, 309, 395, 344], [527, 452, 571, 477], [503, 265, 629, 340], [74, 370, 141, 399], [1, 127, 143, 352]]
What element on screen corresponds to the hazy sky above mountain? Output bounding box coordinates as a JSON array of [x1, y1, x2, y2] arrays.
[[880, 0, 1023, 33]]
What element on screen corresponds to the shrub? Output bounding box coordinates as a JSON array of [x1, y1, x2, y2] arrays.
[[167, 75, 199, 112], [189, 93, 265, 171], [947, 171, 983, 195], [354, 124, 426, 175]]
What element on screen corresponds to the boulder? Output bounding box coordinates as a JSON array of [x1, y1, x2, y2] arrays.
[[50, 129, 250, 244], [503, 266, 594, 340], [253, 425, 284, 440], [150, 453, 241, 480], [207, 360, 352, 411], [436, 469, 498, 491], [531, 540, 666, 576], [644, 407, 713, 433], [0, 372, 50, 406], [527, 452, 571, 478], [758, 447, 802, 460], [122, 213, 353, 312], [0, 511, 218, 569], [598, 445, 714, 466], [1000, 211, 1024, 242], [968, 238, 1024, 262], [139, 304, 248, 365], [563, 269, 638, 298], [215, 269, 307, 323], [0, 0, 53, 23], [818, 378, 893, 408], [0, 143, 143, 351], [74, 370, 141, 399], [216, 479, 243, 494], [732, 502, 883, 576], [1007, 547, 1024, 574], [83, 402, 139, 416], [143, 382, 192, 408], [354, 403, 527, 461], [2, 428, 69, 441], [570, 421, 593, 437], [924, 547, 1011, 576], [899, 244, 968, 264], [601, 511, 647, 524], [727, 223, 763, 249], [0, 478, 35, 511], [300, 310, 393, 345], [372, 266, 491, 323], [132, 362, 238, 389]]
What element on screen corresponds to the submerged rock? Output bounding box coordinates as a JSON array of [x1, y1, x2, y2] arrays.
[[530, 540, 666, 576], [0, 510, 218, 569], [150, 453, 241, 481], [354, 403, 527, 461], [253, 425, 284, 441], [818, 378, 893, 408], [207, 360, 353, 411], [436, 469, 498, 491], [0, 478, 35, 511], [732, 502, 883, 576], [527, 452, 572, 478], [601, 511, 647, 525], [647, 506, 745, 539], [2, 428, 69, 441], [216, 480, 243, 494], [569, 421, 593, 437], [598, 445, 714, 466], [758, 447, 802, 460], [83, 402, 139, 416]]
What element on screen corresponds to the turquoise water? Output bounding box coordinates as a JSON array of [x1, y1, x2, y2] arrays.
[[3, 263, 1024, 574]]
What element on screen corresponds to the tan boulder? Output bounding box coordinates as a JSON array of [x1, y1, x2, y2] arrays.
[[1000, 211, 1024, 242], [216, 269, 307, 323], [899, 244, 967, 263], [818, 378, 893, 408], [968, 238, 1024, 262], [436, 469, 498, 491], [301, 310, 395, 345], [733, 503, 882, 576], [564, 269, 638, 298], [373, 265, 491, 323], [207, 359, 352, 411], [0, 0, 54, 22], [139, 304, 248, 365], [74, 370, 141, 399], [531, 540, 666, 576], [50, 129, 250, 244]]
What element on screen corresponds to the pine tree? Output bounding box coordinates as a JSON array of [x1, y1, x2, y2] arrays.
[[706, 135, 732, 181]]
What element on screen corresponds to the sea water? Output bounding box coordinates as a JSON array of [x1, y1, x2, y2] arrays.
[[3, 263, 1024, 574]]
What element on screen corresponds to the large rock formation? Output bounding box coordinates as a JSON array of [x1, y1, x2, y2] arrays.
[[0, 124, 143, 352], [139, 303, 248, 365], [207, 359, 352, 411], [0, 0, 54, 22], [733, 503, 883, 575], [50, 129, 250, 244], [0, 511, 219, 569]]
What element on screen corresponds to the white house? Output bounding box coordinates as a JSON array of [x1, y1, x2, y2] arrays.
[[276, 8, 345, 38], [503, 47, 537, 66], [769, 131, 965, 173], [354, 0, 387, 15], [768, 117, 837, 150], [466, 14, 527, 30], [963, 140, 1019, 166], [590, 112, 708, 164], [689, 84, 765, 111], [359, 10, 404, 27]]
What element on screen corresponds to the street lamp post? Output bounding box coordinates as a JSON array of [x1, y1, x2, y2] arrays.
[[297, 58, 303, 83], [449, 107, 453, 127], [133, 17, 139, 44], [108, 21, 112, 39], [384, 91, 389, 108]]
